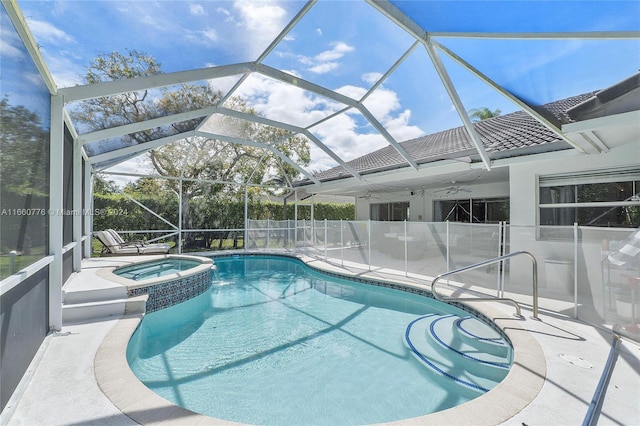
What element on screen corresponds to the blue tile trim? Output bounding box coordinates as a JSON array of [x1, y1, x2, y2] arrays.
[[404, 315, 489, 393], [456, 317, 506, 345], [127, 270, 211, 313], [429, 315, 510, 369]]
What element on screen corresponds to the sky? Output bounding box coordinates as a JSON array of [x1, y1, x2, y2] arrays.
[[12, 0, 640, 184]]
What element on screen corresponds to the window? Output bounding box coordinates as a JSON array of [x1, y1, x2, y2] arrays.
[[0, 6, 51, 279], [370, 202, 409, 221], [434, 198, 509, 223], [539, 169, 640, 228]]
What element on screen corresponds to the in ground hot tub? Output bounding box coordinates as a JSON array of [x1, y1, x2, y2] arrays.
[[114, 258, 202, 281], [101, 255, 215, 313]]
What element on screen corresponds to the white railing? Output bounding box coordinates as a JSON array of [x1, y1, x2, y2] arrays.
[[110, 220, 639, 343]]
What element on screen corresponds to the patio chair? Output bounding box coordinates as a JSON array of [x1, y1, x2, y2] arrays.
[[105, 229, 144, 247], [95, 230, 170, 256], [107, 229, 171, 253]]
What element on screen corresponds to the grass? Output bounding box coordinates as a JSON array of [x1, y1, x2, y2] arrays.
[[0, 253, 46, 280]]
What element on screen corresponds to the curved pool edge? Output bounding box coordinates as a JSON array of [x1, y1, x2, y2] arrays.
[[95, 313, 242, 426], [96, 254, 213, 290], [95, 253, 546, 426], [382, 302, 546, 425]]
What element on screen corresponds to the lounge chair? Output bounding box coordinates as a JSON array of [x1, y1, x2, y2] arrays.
[[95, 230, 170, 256], [105, 229, 144, 247], [107, 229, 171, 253]]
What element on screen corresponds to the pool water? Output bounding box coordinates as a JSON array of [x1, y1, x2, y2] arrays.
[[127, 255, 510, 425], [114, 259, 200, 281]]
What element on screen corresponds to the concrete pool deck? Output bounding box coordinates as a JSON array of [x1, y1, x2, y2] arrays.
[[2, 253, 639, 425]]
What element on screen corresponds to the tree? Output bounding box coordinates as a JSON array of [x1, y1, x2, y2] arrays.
[[0, 96, 49, 255], [71, 49, 163, 133], [468, 107, 501, 123], [72, 50, 310, 245], [0, 96, 49, 196], [94, 175, 119, 194], [123, 177, 166, 195]]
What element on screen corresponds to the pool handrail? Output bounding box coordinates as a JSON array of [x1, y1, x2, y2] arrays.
[[430, 250, 539, 319]]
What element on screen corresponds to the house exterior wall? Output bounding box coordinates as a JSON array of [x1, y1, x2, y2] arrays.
[[354, 139, 637, 225], [507, 141, 640, 313], [426, 180, 509, 222], [355, 198, 370, 220], [349, 141, 637, 318], [509, 142, 639, 227], [355, 193, 414, 220], [354, 178, 509, 222]]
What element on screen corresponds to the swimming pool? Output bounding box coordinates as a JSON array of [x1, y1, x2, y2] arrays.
[[114, 258, 201, 281], [126, 255, 513, 425]]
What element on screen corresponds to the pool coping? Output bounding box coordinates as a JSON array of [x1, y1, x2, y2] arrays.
[[95, 254, 213, 290], [95, 253, 546, 425]]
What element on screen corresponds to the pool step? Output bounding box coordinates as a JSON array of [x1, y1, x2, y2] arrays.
[[62, 273, 146, 324], [432, 315, 511, 363], [455, 316, 510, 357], [62, 295, 148, 324], [62, 298, 127, 324], [404, 314, 512, 393], [63, 285, 126, 304]]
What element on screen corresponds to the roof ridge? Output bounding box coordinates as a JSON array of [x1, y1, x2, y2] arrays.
[[305, 89, 603, 184]]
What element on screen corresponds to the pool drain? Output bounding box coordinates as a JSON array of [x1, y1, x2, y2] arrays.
[[560, 353, 593, 369]]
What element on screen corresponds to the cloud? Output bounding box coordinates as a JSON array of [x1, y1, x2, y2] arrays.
[[189, 4, 206, 16], [0, 27, 25, 60], [114, 3, 171, 32], [233, 1, 286, 30], [231, 0, 288, 58], [384, 109, 423, 141], [361, 84, 423, 140], [16, 0, 424, 175], [308, 62, 339, 74], [230, 68, 424, 172], [361, 86, 400, 118], [315, 42, 353, 62], [38, 51, 84, 88], [362, 72, 383, 85], [100, 158, 155, 188], [25, 18, 74, 45], [185, 28, 219, 47], [234, 73, 338, 128], [216, 7, 232, 20], [231, 72, 379, 170], [309, 113, 389, 170], [335, 84, 366, 100], [300, 41, 355, 75]]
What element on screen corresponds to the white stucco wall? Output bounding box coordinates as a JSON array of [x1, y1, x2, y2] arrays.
[[354, 192, 415, 220], [507, 141, 639, 316], [424, 180, 510, 222], [355, 180, 509, 222], [509, 141, 639, 227], [354, 141, 638, 226], [344, 141, 638, 318], [355, 198, 370, 220]]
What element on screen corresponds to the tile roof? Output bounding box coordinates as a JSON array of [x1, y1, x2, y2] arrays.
[[308, 91, 598, 183], [567, 72, 640, 121]]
